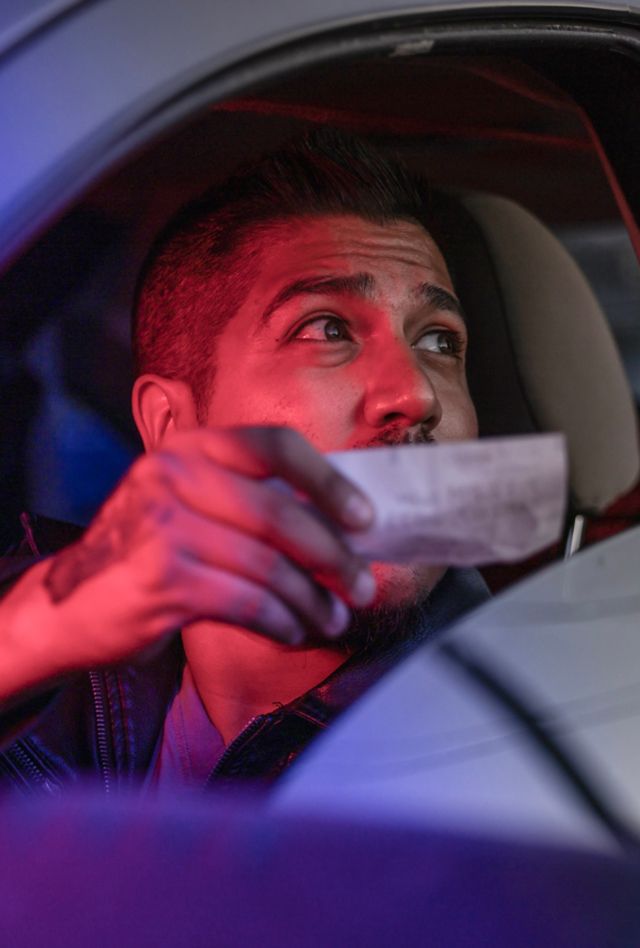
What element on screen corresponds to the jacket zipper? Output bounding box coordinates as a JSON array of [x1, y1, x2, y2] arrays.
[[208, 714, 269, 782], [89, 670, 113, 794], [207, 702, 327, 783], [10, 742, 49, 790], [8, 741, 63, 794]]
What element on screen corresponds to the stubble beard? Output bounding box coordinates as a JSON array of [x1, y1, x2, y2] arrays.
[[340, 572, 434, 655]]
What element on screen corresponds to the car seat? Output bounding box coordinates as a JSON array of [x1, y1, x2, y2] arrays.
[[429, 189, 640, 587]]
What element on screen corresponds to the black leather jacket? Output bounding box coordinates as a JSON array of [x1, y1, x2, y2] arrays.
[[0, 513, 490, 794]]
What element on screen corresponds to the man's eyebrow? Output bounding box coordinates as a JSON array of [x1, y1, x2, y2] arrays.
[[260, 273, 375, 325], [420, 283, 466, 323]]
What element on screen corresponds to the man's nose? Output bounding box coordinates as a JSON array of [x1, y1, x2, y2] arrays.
[[362, 339, 443, 431]]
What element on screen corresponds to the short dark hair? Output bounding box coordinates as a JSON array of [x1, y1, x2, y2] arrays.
[[132, 128, 439, 417]]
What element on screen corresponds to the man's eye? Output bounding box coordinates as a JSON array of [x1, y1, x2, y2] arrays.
[[413, 329, 462, 356], [294, 315, 351, 342]]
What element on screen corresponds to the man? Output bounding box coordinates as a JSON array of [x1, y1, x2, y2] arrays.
[[0, 130, 487, 791]]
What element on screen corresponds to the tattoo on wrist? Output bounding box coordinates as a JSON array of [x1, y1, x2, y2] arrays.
[[44, 481, 151, 604], [45, 527, 123, 604]]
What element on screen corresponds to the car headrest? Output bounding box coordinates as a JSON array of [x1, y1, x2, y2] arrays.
[[431, 190, 640, 513]]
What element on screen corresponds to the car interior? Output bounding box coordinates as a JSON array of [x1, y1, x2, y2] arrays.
[[3, 11, 640, 943], [2, 41, 640, 593]]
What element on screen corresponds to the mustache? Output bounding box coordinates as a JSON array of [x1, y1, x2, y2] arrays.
[[351, 426, 435, 449]]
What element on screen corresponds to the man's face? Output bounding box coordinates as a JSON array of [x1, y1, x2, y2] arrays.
[[205, 214, 478, 607]]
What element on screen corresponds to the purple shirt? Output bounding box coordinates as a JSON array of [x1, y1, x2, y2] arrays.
[[149, 663, 225, 792]]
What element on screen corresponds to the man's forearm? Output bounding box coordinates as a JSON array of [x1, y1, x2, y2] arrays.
[[0, 559, 74, 704]]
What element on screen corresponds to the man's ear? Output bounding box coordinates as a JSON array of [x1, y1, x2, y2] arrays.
[[132, 374, 200, 451]]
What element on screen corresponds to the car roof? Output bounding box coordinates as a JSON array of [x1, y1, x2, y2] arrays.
[[2, 0, 640, 269]]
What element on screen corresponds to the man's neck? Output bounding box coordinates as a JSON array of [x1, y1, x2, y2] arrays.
[[181, 621, 348, 746]]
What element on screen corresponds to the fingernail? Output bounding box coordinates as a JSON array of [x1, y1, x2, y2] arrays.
[[343, 493, 374, 529], [325, 596, 351, 638], [351, 569, 376, 607]]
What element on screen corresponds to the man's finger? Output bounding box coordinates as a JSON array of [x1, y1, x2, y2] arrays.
[[168, 509, 351, 639], [169, 426, 375, 532], [151, 450, 376, 607], [163, 562, 309, 646]]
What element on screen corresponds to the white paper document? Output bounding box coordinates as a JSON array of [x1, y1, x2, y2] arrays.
[[328, 434, 568, 566]]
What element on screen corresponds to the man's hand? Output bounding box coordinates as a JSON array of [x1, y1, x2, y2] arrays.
[[0, 427, 375, 700]]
